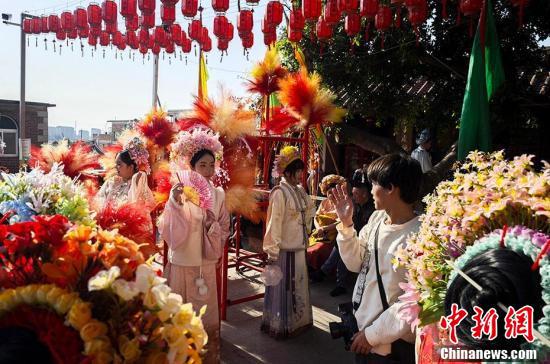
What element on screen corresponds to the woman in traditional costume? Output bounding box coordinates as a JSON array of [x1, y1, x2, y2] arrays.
[[306, 174, 347, 271], [261, 146, 316, 339], [158, 128, 230, 364]]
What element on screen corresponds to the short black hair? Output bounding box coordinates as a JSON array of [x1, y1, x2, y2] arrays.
[[283, 159, 305, 178], [118, 150, 138, 172], [353, 179, 372, 192], [190, 149, 215, 167], [366, 153, 422, 204]]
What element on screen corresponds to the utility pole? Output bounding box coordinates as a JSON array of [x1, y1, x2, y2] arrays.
[[152, 54, 159, 109]]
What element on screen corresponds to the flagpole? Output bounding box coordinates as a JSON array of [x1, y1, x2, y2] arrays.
[[152, 54, 159, 109]]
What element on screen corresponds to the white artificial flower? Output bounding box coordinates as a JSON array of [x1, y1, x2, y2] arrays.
[[135, 264, 166, 293], [112, 279, 140, 301], [88, 266, 121, 291]]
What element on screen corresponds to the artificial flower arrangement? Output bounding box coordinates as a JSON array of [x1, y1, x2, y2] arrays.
[[0, 214, 207, 363], [394, 151, 549, 357], [0, 163, 94, 225]]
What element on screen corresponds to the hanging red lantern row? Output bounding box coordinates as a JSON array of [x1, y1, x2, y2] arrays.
[[316, 16, 332, 40], [23, 19, 32, 34], [241, 31, 254, 49], [89, 35, 98, 46], [324, 0, 341, 25], [213, 15, 230, 38], [288, 27, 303, 42], [375, 4, 392, 47], [344, 12, 361, 36], [154, 25, 167, 44], [67, 28, 78, 40], [202, 34, 212, 52], [139, 0, 156, 15], [79, 26, 90, 38], [56, 30, 67, 41], [338, 0, 359, 15], [31, 18, 42, 34], [40, 15, 49, 33], [87, 3, 102, 27], [266, 1, 284, 25], [102, 0, 118, 24], [189, 19, 202, 40], [126, 30, 139, 48], [152, 44, 161, 55], [126, 16, 139, 31], [121, 0, 138, 18], [74, 7, 87, 29], [61, 11, 75, 32], [161, 4, 177, 25], [170, 23, 183, 44], [105, 22, 118, 34], [182, 37, 192, 52], [48, 14, 61, 33], [161, 0, 179, 5], [200, 27, 209, 44], [218, 38, 229, 52], [113, 31, 124, 46], [226, 22, 234, 40], [140, 12, 156, 28], [212, 0, 230, 14], [290, 9, 305, 32], [391, 0, 405, 28], [263, 30, 276, 46], [139, 28, 150, 45], [237, 9, 253, 32], [408, 2, 427, 40], [361, 0, 378, 18], [261, 17, 276, 34], [303, 0, 322, 22], [181, 0, 198, 18], [99, 31, 110, 46], [90, 26, 102, 37]]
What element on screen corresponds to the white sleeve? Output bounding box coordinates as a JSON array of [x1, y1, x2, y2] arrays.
[[364, 300, 413, 346], [336, 222, 370, 273], [263, 189, 285, 261], [417, 151, 433, 173]]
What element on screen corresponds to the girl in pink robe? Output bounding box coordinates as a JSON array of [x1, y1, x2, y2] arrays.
[[158, 147, 230, 364]]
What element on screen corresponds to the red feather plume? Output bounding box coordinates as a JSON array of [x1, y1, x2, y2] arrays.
[[137, 109, 176, 148], [266, 107, 301, 135], [96, 202, 154, 248]]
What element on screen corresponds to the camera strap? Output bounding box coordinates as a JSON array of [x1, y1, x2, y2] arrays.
[[374, 223, 389, 311], [352, 220, 382, 311]]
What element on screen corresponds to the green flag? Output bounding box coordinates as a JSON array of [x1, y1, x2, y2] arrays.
[[457, 0, 504, 160]]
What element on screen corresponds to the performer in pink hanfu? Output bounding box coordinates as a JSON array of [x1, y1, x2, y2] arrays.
[[261, 146, 316, 339], [158, 128, 230, 364]]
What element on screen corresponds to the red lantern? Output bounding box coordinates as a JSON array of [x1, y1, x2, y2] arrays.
[[152, 44, 161, 54], [323, 0, 341, 25], [266, 1, 283, 25], [226, 22, 234, 41], [102, 0, 118, 24], [290, 8, 305, 30], [61, 11, 75, 32], [391, 0, 405, 28], [375, 5, 392, 30], [181, 37, 192, 52], [88, 35, 98, 46], [117, 38, 127, 50], [161, 4, 176, 25], [459, 0, 482, 16], [218, 38, 228, 51], [79, 26, 89, 38], [263, 30, 276, 46], [408, 3, 427, 27], [360, 0, 378, 18], [41, 16, 49, 33], [344, 12, 360, 36], [48, 14, 60, 33], [202, 36, 212, 52], [112, 30, 123, 46], [105, 22, 118, 34], [121, 0, 138, 18], [200, 27, 210, 44], [161, 0, 179, 4], [288, 27, 303, 42], [181, 0, 198, 18], [126, 30, 138, 48], [302, 0, 322, 21], [139, 28, 150, 45], [74, 7, 87, 29], [90, 26, 102, 37], [148, 37, 155, 48], [140, 12, 156, 28], [126, 16, 139, 31], [404, 0, 423, 8], [139, 0, 156, 15], [31, 18, 42, 34], [154, 26, 166, 44], [87, 3, 102, 27], [188, 19, 202, 40], [316, 16, 332, 40], [213, 16, 229, 38], [261, 17, 276, 33], [212, 0, 230, 13], [100, 31, 110, 46], [241, 31, 253, 49], [338, 0, 359, 14], [56, 30, 67, 40], [139, 45, 148, 54], [170, 23, 182, 44], [166, 41, 175, 53], [237, 10, 253, 32]]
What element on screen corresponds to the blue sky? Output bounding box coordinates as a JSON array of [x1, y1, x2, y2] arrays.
[[0, 0, 270, 132]]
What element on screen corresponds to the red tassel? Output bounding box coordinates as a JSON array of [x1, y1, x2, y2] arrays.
[[500, 225, 508, 248], [532, 239, 550, 271]]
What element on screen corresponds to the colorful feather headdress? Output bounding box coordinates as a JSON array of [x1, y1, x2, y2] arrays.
[[276, 69, 347, 131], [170, 128, 223, 166], [247, 47, 288, 96], [123, 137, 151, 174], [137, 108, 176, 149], [272, 146, 301, 178]]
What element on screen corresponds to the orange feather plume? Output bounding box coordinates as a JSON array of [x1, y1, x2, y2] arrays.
[[151, 162, 173, 205], [266, 106, 301, 135], [29, 140, 100, 182], [137, 109, 177, 149], [99, 144, 123, 180], [277, 69, 347, 129], [246, 48, 288, 96]]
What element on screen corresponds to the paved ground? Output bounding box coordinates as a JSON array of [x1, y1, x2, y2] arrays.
[[220, 264, 357, 364]]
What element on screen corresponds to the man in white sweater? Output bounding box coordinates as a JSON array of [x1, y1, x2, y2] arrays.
[[328, 154, 423, 363]]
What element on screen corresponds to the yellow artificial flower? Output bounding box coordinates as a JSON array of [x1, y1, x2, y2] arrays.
[[80, 320, 109, 342], [45, 286, 65, 305], [0, 288, 18, 311], [172, 303, 194, 327], [162, 324, 185, 348], [19, 284, 39, 304], [36, 284, 55, 303], [53, 292, 78, 314], [68, 301, 93, 330], [84, 336, 112, 355], [119, 335, 142, 363], [92, 351, 114, 364], [145, 350, 168, 364]]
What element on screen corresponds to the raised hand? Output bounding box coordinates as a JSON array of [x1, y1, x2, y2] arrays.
[[327, 183, 354, 227], [170, 183, 184, 204]]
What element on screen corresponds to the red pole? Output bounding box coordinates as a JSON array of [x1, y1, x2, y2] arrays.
[[301, 127, 309, 188]]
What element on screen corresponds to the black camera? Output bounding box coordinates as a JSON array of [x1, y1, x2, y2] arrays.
[[329, 302, 359, 351]]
